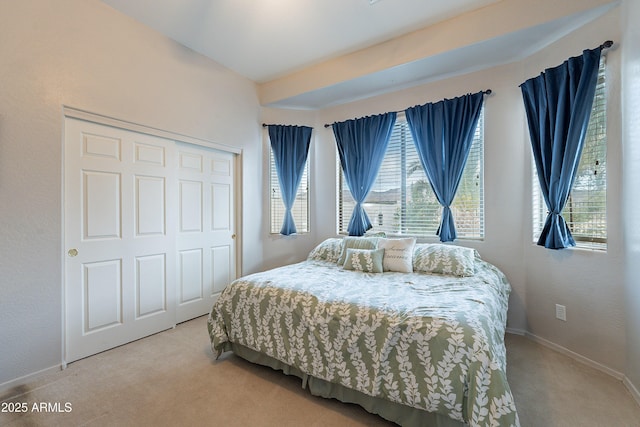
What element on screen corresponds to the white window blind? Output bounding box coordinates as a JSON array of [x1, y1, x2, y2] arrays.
[[270, 148, 310, 234], [532, 56, 607, 249], [338, 110, 484, 239]]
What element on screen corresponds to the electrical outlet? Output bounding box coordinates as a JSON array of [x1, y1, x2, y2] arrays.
[[555, 304, 567, 321]]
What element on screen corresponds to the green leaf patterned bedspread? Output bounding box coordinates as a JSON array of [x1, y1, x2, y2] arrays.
[[208, 259, 519, 427]]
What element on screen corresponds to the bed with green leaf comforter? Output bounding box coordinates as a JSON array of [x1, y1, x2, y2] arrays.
[[208, 239, 519, 427]]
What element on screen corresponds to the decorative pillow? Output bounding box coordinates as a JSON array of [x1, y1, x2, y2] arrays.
[[413, 243, 476, 277], [377, 237, 416, 273], [337, 236, 379, 265], [307, 238, 344, 263], [343, 248, 385, 273]]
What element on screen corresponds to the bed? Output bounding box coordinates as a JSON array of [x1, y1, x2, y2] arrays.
[[208, 237, 520, 427]]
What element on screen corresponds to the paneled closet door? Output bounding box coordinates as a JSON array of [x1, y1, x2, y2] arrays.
[[175, 143, 236, 323], [64, 118, 177, 363]]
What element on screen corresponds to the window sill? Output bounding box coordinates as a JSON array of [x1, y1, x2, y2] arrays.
[[531, 240, 607, 252]]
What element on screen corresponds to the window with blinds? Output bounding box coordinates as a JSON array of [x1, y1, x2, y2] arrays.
[[270, 149, 310, 234], [338, 110, 484, 239], [532, 56, 607, 249]]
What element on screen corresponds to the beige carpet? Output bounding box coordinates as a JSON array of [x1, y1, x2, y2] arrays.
[[1, 316, 639, 427]]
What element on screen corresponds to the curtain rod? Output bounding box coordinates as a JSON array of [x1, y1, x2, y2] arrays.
[[322, 89, 492, 128], [261, 123, 313, 128], [265, 42, 612, 131]]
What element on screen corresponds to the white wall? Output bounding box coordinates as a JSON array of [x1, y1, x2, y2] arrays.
[[622, 0, 640, 397], [0, 0, 261, 387], [521, 10, 626, 373]]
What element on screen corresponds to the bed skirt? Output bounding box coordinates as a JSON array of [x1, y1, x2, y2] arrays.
[[223, 342, 466, 427]]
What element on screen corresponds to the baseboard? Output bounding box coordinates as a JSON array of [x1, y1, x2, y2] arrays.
[[524, 332, 624, 380], [0, 365, 62, 397], [505, 327, 526, 336], [623, 376, 640, 407]]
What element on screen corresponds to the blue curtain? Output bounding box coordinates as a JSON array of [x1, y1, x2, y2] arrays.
[[332, 112, 396, 236], [520, 47, 602, 249], [405, 92, 484, 242], [267, 125, 312, 235]]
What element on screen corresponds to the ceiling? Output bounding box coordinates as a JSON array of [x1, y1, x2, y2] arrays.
[[99, 0, 500, 82], [99, 0, 616, 109], [273, 5, 615, 109]]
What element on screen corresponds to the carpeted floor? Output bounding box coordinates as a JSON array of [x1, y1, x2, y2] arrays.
[[1, 316, 639, 426]]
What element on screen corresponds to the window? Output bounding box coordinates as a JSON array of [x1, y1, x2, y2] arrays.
[[338, 110, 484, 239], [532, 57, 607, 249], [269, 147, 310, 234]]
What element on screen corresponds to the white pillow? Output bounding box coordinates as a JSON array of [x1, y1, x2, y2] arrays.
[[377, 237, 416, 273]]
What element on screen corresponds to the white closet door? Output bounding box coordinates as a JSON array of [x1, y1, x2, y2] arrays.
[[64, 118, 177, 363], [176, 143, 236, 323]]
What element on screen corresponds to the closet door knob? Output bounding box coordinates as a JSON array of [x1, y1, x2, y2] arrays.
[[68, 248, 78, 257], [231, 234, 236, 239]]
